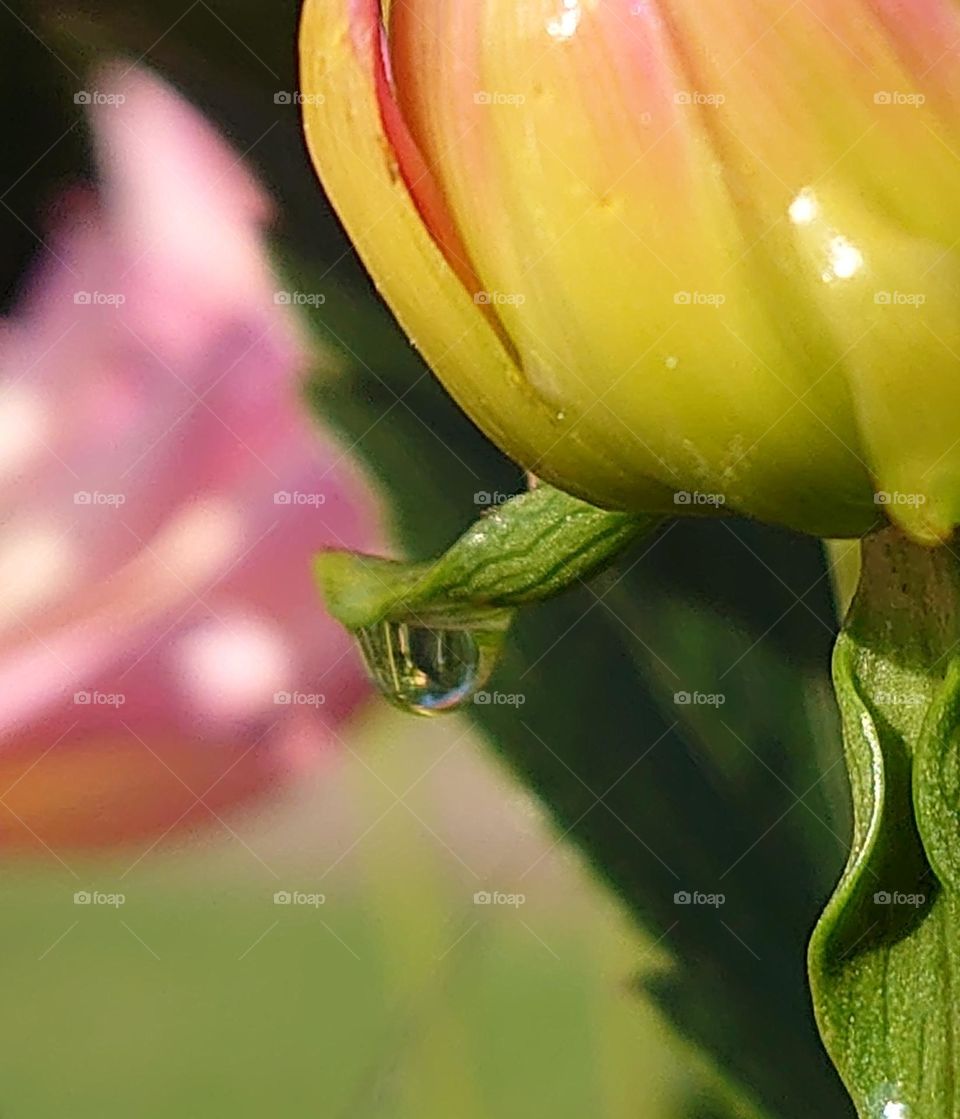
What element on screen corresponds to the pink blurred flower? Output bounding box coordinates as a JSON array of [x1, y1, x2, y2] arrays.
[[0, 64, 382, 849]]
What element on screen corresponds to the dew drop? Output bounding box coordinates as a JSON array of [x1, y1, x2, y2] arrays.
[[355, 620, 503, 716], [881, 1102, 908, 1119], [866, 1084, 909, 1119]]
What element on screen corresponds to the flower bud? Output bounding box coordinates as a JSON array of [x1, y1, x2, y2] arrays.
[[301, 0, 960, 542]]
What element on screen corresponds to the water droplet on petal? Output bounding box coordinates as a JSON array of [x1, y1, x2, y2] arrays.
[[355, 620, 503, 716]]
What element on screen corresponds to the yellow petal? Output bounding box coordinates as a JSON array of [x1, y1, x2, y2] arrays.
[[299, 0, 679, 514]]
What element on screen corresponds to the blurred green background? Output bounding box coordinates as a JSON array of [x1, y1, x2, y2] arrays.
[[0, 2, 859, 1116], [0, 709, 722, 1118]]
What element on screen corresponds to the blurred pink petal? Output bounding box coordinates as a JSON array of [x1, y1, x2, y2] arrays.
[[0, 64, 382, 850]]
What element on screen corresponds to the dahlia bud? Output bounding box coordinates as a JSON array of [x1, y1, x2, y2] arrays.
[[301, 0, 960, 543]]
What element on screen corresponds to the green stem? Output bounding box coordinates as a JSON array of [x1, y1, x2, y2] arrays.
[[810, 526, 960, 1117]]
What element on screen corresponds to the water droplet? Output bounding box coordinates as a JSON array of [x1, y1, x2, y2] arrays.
[[881, 1102, 908, 1119], [547, 0, 581, 41], [866, 1084, 910, 1119], [355, 620, 503, 716]]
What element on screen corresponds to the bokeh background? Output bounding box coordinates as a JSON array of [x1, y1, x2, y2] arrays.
[[0, 3, 860, 1116]]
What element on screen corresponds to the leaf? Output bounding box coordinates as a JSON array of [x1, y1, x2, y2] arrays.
[[316, 484, 656, 630], [810, 527, 960, 1117]]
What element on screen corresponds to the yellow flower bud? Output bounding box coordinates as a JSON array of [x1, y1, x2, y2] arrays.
[[301, 0, 960, 542]]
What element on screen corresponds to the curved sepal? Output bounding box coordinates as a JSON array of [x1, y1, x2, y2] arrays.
[[810, 527, 960, 1117]]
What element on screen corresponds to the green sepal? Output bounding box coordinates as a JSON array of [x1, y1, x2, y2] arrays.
[[810, 527, 960, 1117], [315, 484, 660, 632]]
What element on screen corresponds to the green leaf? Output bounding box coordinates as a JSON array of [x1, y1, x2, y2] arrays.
[[316, 484, 657, 630], [810, 527, 960, 1117]]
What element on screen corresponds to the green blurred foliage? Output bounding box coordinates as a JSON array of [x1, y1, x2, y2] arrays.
[[0, 715, 708, 1118]]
